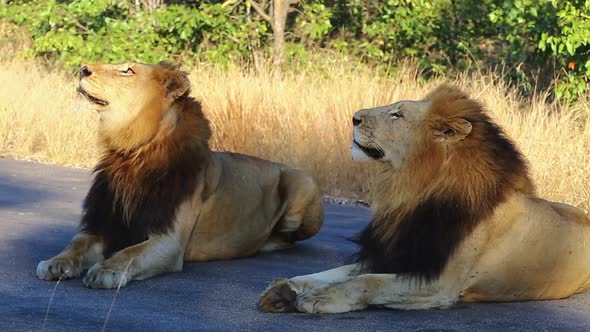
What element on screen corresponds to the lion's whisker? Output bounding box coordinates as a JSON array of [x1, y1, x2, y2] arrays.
[[41, 273, 65, 332]]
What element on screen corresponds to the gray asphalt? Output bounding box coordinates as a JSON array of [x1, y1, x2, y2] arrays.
[[1, 158, 590, 332]]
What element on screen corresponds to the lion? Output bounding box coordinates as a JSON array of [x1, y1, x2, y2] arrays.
[[36, 62, 323, 289], [258, 84, 590, 313]]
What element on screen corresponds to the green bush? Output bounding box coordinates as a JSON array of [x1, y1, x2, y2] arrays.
[[329, 0, 588, 99], [1, 0, 588, 99], [539, 0, 590, 99], [1, 0, 269, 67]]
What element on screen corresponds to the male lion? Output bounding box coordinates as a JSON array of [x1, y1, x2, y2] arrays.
[[259, 84, 590, 313], [36, 62, 323, 289]]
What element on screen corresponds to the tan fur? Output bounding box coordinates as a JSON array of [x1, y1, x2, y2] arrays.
[[259, 84, 590, 313], [37, 62, 324, 288]]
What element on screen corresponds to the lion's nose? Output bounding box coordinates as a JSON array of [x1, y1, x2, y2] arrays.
[[352, 117, 362, 126], [80, 66, 92, 78]]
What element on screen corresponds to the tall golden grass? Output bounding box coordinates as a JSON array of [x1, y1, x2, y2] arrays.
[[0, 59, 588, 211]]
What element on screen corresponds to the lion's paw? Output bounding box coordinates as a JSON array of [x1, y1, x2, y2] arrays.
[[258, 278, 298, 313], [37, 257, 82, 281], [83, 264, 129, 289]]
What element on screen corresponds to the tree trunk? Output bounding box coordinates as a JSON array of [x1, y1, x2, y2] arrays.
[[271, 0, 290, 73], [138, 0, 164, 14]]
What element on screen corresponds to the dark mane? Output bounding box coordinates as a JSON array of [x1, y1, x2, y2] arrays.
[[80, 96, 211, 257], [353, 86, 534, 282]]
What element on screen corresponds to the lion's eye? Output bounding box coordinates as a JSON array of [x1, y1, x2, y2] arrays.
[[389, 111, 402, 119], [120, 67, 135, 75]]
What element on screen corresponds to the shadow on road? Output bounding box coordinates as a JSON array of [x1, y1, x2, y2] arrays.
[[4, 222, 590, 332], [1, 158, 589, 331], [0, 176, 54, 208]]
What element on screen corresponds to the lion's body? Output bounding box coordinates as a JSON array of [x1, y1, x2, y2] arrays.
[[456, 196, 590, 303], [184, 151, 322, 261], [37, 62, 323, 288], [259, 85, 590, 313]]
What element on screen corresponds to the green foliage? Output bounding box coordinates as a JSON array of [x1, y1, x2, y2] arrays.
[[487, 0, 559, 92], [294, 2, 332, 43], [328, 0, 588, 98], [1, 0, 269, 67], [1, 0, 588, 99], [539, 0, 590, 99]]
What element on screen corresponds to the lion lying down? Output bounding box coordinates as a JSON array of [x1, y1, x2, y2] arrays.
[[259, 84, 590, 313], [37, 62, 323, 289]]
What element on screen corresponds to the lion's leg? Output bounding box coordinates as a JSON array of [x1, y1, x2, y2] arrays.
[[260, 267, 457, 313], [273, 169, 324, 243], [37, 233, 104, 281], [295, 274, 456, 314], [259, 264, 360, 312], [83, 234, 183, 289]]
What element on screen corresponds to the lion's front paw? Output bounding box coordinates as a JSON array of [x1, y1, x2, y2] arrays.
[[259, 278, 298, 313], [83, 264, 129, 289], [37, 257, 82, 281], [296, 286, 364, 314]]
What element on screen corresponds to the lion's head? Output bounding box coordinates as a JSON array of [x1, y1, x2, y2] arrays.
[[76, 61, 190, 121], [351, 85, 535, 196], [352, 86, 484, 169], [352, 84, 536, 280], [75, 62, 211, 253], [76, 61, 208, 152]]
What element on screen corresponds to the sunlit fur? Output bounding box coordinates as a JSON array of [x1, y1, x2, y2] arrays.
[[354, 85, 536, 281], [259, 84, 590, 314], [37, 62, 324, 289]]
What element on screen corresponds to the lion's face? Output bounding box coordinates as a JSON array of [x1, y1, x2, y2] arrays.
[[351, 100, 431, 168], [76, 62, 190, 130]]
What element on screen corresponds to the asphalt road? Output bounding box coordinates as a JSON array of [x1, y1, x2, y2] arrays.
[[1, 158, 590, 332]]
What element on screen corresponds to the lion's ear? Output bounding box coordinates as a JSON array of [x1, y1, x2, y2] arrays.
[[432, 118, 472, 143], [164, 70, 190, 100]]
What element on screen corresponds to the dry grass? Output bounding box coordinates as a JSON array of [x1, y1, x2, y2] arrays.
[[0, 59, 588, 211]]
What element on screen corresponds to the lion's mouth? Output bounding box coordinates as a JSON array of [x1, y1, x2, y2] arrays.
[[353, 140, 384, 159], [77, 87, 109, 106]]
